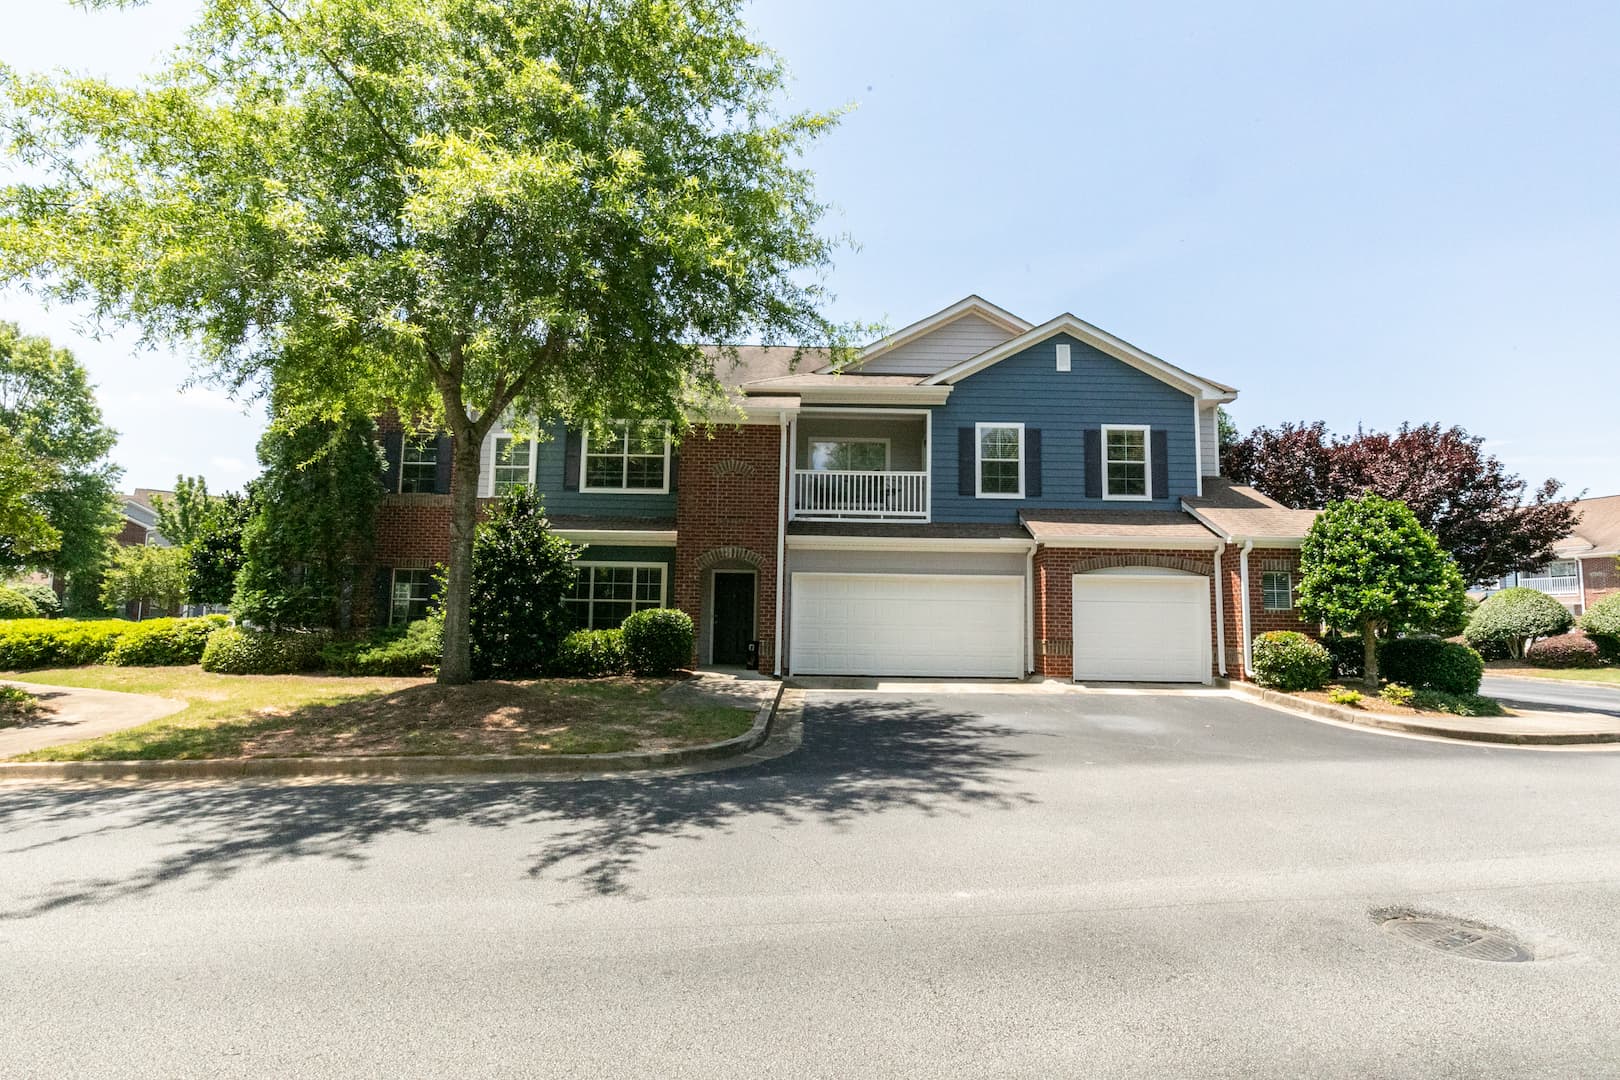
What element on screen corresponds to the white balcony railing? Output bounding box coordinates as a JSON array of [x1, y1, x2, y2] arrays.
[[792, 469, 928, 520], [1517, 575, 1580, 595]]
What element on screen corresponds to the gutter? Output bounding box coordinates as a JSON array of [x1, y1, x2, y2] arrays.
[[1025, 543, 1037, 675], [1213, 543, 1226, 676], [1239, 539, 1255, 677], [773, 410, 793, 676]]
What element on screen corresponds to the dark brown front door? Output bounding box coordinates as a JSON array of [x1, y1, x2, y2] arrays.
[[711, 572, 755, 666]]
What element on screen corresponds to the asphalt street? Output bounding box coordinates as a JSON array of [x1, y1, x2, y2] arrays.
[[1480, 672, 1620, 718], [4, 689, 1619, 1079]]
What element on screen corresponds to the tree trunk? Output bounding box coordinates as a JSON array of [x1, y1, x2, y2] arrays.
[[1362, 619, 1380, 689], [437, 434, 484, 685]]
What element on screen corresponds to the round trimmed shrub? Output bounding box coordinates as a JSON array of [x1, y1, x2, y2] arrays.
[[0, 586, 41, 620], [1525, 632, 1603, 669], [1464, 587, 1574, 659], [1250, 631, 1333, 691], [1577, 593, 1620, 662], [105, 616, 230, 667], [551, 629, 629, 677], [8, 582, 61, 619], [1378, 635, 1485, 694], [620, 608, 694, 675], [201, 625, 328, 674]]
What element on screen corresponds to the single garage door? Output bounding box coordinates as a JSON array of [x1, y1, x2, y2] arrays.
[[791, 573, 1024, 678], [1072, 572, 1211, 683]]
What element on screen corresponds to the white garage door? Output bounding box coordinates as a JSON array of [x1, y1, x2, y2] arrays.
[[1072, 572, 1211, 683], [791, 573, 1024, 678]]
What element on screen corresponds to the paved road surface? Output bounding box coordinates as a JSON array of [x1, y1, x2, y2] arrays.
[[4, 690, 1619, 1079], [1481, 673, 1620, 717]]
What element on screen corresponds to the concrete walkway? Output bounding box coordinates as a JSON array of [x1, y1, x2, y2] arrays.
[[0, 680, 185, 758]]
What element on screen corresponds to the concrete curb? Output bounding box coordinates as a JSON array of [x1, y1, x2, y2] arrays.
[[1229, 682, 1620, 746], [0, 681, 786, 783]]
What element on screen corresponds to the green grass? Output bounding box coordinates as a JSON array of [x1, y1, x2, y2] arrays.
[[1487, 662, 1620, 686], [8, 667, 754, 762]]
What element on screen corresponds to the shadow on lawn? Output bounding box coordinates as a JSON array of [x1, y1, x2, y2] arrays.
[[0, 694, 1035, 918]]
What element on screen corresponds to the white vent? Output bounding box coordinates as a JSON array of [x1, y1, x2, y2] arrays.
[[1055, 343, 1071, 372]]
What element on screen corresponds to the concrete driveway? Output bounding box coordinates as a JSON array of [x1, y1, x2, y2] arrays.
[[3, 689, 1619, 1078]]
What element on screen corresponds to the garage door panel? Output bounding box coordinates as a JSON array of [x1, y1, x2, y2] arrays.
[[791, 573, 1023, 678], [1072, 574, 1210, 683]]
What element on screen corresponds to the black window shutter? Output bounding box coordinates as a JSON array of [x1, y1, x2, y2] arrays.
[[372, 566, 393, 628], [433, 434, 454, 494], [380, 431, 404, 493], [668, 451, 679, 493], [563, 429, 583, 490], [1151, 429, 1170, 500], [1083, 428, 1102, 499], [1024, 429, 1042, 498], [957, 428, 976, 496]]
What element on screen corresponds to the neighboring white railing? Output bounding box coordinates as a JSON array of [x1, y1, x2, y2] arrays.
[[792, 470, 929, 520], [1516, 575, 1580, 595]]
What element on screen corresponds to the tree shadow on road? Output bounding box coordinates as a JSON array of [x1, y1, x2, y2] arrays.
[[0, 694, 1036, 918]]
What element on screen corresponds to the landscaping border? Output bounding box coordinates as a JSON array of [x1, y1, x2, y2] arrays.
[[0, 681, 785, 782]]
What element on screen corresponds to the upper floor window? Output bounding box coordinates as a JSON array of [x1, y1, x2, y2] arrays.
[[492, 435, 534, 494], [400, 437, 439, 494], [583, 421, 670, 493], [390, 568, 436, 625], [976, 422, 1023, 498], [1102, 425, 1150, 500], [809, 438, 889, 472], [1261, 560, 1293, 611]]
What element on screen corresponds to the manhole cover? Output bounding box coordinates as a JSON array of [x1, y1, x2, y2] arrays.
[[1380, 914, 1534, 962]]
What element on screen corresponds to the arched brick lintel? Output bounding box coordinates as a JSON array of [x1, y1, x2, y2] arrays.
[[696, 545, 766, 571], [1069, 555, 1210, 577]]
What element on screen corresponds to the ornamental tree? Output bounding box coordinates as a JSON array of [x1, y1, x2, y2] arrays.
[[1, 0, 849, 682], [1463, 587, 1574, 660], [1297, 494, 1468, 687], [100, 543, 188, 619]]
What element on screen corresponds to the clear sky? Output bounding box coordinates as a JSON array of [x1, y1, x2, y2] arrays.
[[3, 1, 1616, 498]]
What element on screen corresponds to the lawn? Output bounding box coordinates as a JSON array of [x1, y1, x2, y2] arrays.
[[8, 667, 756, 762], [1486, 662, 1620, 687]]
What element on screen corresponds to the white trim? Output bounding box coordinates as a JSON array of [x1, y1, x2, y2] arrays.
[[1024, 544, 1035, 674], [784, 386, 954, 406], [1035, 534, 1224, 551], [388, 567, 437, 627], [795, 406, 933, 418], [1213, 544, 1226, 676], [580, 421, 673, 495], [1578, 557, 1587, 612], [975, 421, 1025, 500], [775, 413, 791, 676], [568, 561, 668, 630], [1071, 570, 1213, 685], [707, 568, 759, 666], [1239, 540, 1255, 676], [1100, 424, 1152, 502], [1260, 566, 1294, 611], [786, 534, 1037, 554], [1055, 342, 1071, 372], [554, 529, 677, 547], [398, 436, 439, 495], [922, 313, 1238, 402], [489, 431, 538, 497], [831, 295, 1032, 372], [1192, 400, 1204, 498], [806, 436, 890, 472]]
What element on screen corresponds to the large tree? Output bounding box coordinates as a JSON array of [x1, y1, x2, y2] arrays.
[[0, 429, 60, 562], [0, 0, 848, 682], [1225, 421, 1575, 585]]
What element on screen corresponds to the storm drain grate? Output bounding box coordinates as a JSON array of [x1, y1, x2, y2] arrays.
[[1379, 913, 1534, 963]]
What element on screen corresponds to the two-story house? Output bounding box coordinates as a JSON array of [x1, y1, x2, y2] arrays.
[[1482, 494, 1620, 616], [371, 296, 1319, 683]]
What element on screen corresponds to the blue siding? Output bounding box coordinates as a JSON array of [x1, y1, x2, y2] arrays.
[[929, 333, 1198, 522], [531, 421, 677, 520]]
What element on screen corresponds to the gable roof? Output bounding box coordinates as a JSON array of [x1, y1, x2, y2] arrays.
[[1181, 478, 1318, 543], [826, 295, 1032, 373], [922, 313, 1237, 401], [1556, 494, 1620, 557]]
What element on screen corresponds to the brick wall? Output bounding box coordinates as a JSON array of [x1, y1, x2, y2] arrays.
[[1226, 546, 1319, 680], [1583, 555, 1619, 613], [674, 423, 783, 670]]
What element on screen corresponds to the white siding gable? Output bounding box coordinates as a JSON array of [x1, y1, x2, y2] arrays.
[[1199, 405, 1220, 477], [858, 313, 1019, 375]]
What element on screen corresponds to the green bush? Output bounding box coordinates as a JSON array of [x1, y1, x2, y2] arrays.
[[1464, 587, 1574, 659], [1410, 690, 1505, 717], [620, 608, 695, 675], [1328, 688, 1363, 706], [1250, 630, 1333, 691], [551, 629, 629, 677], [1379, 682, 1416, 706], [1577, 593, 1620, 662], [200, 625, 328, 675], [468, 488, 580, 678], [104, 616, 229, 666], [1525, 632, 1603, 669], [8, 582, 61, 619], [1378, 635, 1485, 695], [0, 618, 137, 669], [0, 586, 41, 620], [1319, 632, 1365, 680], [320, 614, 442, 676]]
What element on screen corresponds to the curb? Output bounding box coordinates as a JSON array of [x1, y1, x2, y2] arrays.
[[1229, 682, 1620, 746], [0, 681, 786, 783]]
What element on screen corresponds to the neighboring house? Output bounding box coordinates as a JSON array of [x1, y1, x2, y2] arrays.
[[117, 489, 173, 548], [372, 296, 1321, 683], [1483, 494, 1620, 616]]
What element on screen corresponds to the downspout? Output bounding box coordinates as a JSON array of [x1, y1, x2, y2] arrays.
[[1025, 542, 1036, 677], [1238, 539, 1255, 678], [1213, 542, 1226, 677], [772, 411, 790, 677], [1578, 557, 1587, 614]]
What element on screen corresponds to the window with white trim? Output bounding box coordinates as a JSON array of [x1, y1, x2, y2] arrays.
[[582, 421, 670, 493], [809, 438, 889, 472], [390, 568, 436, 626], [976, 423, 1023, 498], [1103, 425, 1150, 500], [565, 564, 666, 629], [1261, 559, 1293, 611], [400, 438, 438, 494], [492, 435, 534, 494]]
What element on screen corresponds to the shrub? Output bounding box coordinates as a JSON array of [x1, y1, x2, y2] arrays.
[[1410, 690, 1505, 717], [0, 586, 41, 620], [0, 618, 137, 669], [620, 608, 695, 675], [468, 488, 580, 678], [320, 614, 442, 676], [105, 615, 229, 666], [1320, 632, 1365, 680], [1250, 630, 1333, 691], [1525, 632, 1603, 669], [1380, 682, 1415, 706], [200, 625, 328, 674], [8, 582, 61, 619], [1577, 593, 1620, 662], [1328, 688, 1363, 706], [1464, 587, 1574, 659], [1378, 635, 1485, 695], [551, 629, 629, 677]]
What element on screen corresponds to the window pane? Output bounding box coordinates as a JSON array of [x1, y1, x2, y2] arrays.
[[634, 568, 663, 605], [980, 427, 1018, 459], [1107, 429, 1145, 462], [494, 437, 531, 493], [1262, 571, 1292, 611], [981, 460, 1020, 494], [585, 454, 623, 489], [626, 423, 666, 456], [1107, 462, 1146, 495], [810, 440, 887, 471], [624, 454, 665, 489], [593, 601, 633, 629]]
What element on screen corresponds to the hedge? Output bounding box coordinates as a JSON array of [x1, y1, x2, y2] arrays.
[[1250, 631, 1333, 691], [551, 628, 629, 677], [1525, 632, 1604, 669], [200, 626, 329, 675], [105, 615, 230, 667], [621, 608, 694, 675], [0, 616, 234, 670], [1577, 593, 1620, 662], [320, 616, 443, 676], [1378, 635, 1485, 695], [0, 586, 41, 620]]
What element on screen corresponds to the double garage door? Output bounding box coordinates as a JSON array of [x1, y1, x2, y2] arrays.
[[790, 573, 1024, 678]]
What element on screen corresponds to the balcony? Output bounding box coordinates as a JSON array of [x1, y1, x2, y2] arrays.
[[789, 411, 929, 522], [1516, 574, 1580, 595]]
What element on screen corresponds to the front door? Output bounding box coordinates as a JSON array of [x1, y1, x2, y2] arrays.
[[711, 572, 756, 666]]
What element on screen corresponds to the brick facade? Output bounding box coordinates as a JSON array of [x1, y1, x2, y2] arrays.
[[1235, 546, 1319, 679], [1581, 555, 1619, 613]]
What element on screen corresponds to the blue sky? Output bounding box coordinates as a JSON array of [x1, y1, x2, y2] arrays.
[[3, 1, 1616, 498]]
